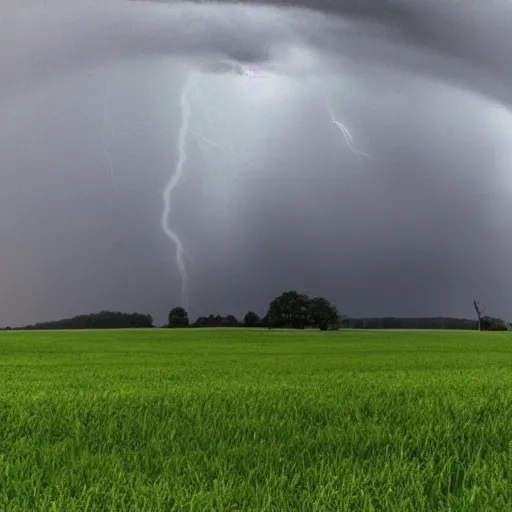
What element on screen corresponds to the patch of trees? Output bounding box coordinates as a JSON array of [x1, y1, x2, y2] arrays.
[[166, 308, 242, 328], [166, 290, 341, 331], [192, 314, 241, 328], [480, 316, 509, 331], [9, 292, 510, 332], [24, 311, 154, 330], [264, 291, 340, 330]]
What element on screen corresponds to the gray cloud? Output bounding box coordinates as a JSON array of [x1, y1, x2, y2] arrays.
[[131, 0, 512, 107], [3, 0, 512, 106], [1, 0, 511, 326]]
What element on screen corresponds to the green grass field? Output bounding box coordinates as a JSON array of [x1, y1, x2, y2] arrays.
[[0, 329, 511, 511]]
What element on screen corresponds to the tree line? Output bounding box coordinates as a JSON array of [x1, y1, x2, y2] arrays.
[[1, 290, 510, 331], [19, 311, 154, 330], [341, 317, 508, 330], [169, 291, 341, 330], [167, 291, 510, 331]]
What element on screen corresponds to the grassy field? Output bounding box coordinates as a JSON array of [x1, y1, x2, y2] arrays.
[[0, 329, 511, 511]]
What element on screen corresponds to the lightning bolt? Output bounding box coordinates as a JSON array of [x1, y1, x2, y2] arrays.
[[324, 96, 373, 161], [162, 69, 266, 309], [161, 73, 195, 309], [164, 67, 365, 309]]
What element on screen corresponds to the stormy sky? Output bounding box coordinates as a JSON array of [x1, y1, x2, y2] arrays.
[[1, 0, 512, 326]]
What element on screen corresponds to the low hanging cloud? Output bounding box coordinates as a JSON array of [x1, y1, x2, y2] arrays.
[[0, 1, 297, 99], [2, 0, 512, 107], [130, 0, 512, 107]]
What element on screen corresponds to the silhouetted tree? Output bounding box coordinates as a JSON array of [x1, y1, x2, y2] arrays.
[[267, 291, 310, 329], [309, 297, 339, 331], [168, 307, 189, 328], [223, 314, 240, 327], [243, 311, 261, 327]]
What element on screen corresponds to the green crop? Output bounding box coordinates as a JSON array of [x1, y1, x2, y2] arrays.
[[0, 329, 510, 511]]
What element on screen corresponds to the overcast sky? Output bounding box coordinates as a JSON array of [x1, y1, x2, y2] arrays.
[[1, 0, 511, 326]]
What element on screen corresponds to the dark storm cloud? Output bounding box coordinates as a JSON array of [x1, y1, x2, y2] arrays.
[[0, 0, 283, 100], [244, 0, 512, 107], [178, 0, 512, 74], [3, 0, 512, 107], [1, 0, 512, 326], [130, 0, 512, 104]]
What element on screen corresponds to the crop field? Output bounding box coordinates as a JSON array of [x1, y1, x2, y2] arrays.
[[0, 329, 511, 511]]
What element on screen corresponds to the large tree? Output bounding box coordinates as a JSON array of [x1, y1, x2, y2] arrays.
[[223, 314, 240, 327], [267, 290, 310, 329], [168, 307, 189, 328], [308, 297, 340, 331], [243, 311, 261, 327]]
